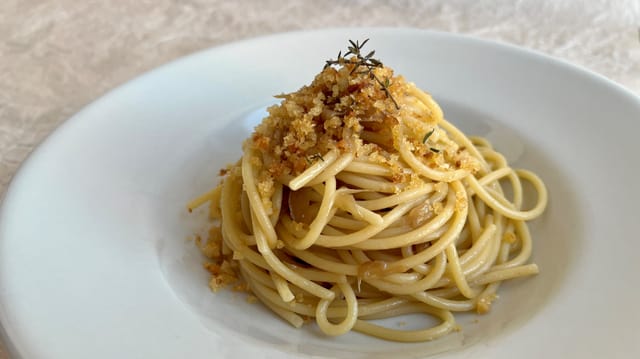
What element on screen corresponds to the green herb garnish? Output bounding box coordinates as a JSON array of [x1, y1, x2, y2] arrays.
[[422, 129, 440, 153], [306, 153, 325, 164], [324, 39, 400, 110], [422, 129, 435, 143]]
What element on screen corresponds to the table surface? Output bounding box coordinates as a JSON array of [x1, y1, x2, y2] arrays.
[[1, 0, 639, 358]]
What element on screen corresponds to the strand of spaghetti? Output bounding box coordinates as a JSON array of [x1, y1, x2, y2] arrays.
[[251, 285, 415, 321], [373, 271, 422, 284], [357, 302, 437, 320], [458, 222, 497, 267], [471, 264, 539, 286], [248, 279, 318, 316], [445, 243, 480, 299], [307, 153, 354, 186], [239, 260, 278, 289], [355, 297, 409, 315], [458, 235, 497, 280], [473, 167, 524, 210], [269, 183, 283, 226], [510, 171, 524, 209], [465, 169, 547, 220], [489, 219, 533, 270], [408, 85, 444, 122], [248, 275, 376, 322], [466, 194, 483, 240], [315, 282, 358, 336], [364, 251, 447, 295], [476, 167, 514, 188], [477, 146, 507, 168], [242, 268, 304, 328], [250, 209, 271, 254], [497, 233, 514, 263], [389, 181, 468, 271], [464, 214, 504, 277], [343, 161, 393, 176], [418, 286, 463, 299], [476, 191, 491, 221], [315, 197, 424, 247], [270, 271, 295, 303], [356, 185, 435, 211], [372, 224, 447, 240], [337, 249, 358, 265], [327, 215, 368, 231], [208, 191, 222, 219], [411, 291, 476, 312], [219, 170, 253, 252], [290, 177, 337, 250], [251, 217, 335, 300], [321, 224, 346, 236], [397, 136, 469, 182], [354, 192, 387, 201], [483, 169, 524, 210], [263, 251, 335, 302], [399, 246, 431, 274], [241, 255, 346, 288], [351, 190, 456, 250], [187, 185, 221, 212], [286, 265, 347, 283], [471, 136, 492, 148], [353, 304, 456, 342], [334, 192, 384, 225], [336, 172, 402, 193], [288, 149, 339, 191], [234, 246, 269, 271], [242, 150, 277, 247], [433, 215, 502, 289], [284, 240, 359, 276], [475, 282, 502, 313], [454, 226, 471, 249], [460, 228, 499, 277]]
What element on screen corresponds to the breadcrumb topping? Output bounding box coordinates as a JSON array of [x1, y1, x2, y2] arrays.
[[246, 61, 480, 185]]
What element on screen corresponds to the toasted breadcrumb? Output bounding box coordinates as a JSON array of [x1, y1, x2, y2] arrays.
[[476, 294, 498, 314], [195, 230, 221, 259], [246, 62, 480, 195]]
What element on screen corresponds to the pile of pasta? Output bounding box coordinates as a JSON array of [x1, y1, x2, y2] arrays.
[[189, 53, 547, 342]]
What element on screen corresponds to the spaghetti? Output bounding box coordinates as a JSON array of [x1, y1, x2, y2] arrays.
[[188, 40, 547, 342]]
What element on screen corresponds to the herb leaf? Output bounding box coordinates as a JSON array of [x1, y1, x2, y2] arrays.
[[422, 129, 435, 143], [324, 39, 400, 110], [307, 153, 325, 163]]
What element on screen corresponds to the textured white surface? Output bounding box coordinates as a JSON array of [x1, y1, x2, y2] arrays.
[[0, 1, 639, 358]]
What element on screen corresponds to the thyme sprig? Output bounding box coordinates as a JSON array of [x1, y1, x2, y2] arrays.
[[422, 128, 440, 153], [422, 129, 434, 143], [306, 153, 325, 164], [324, 39, 399, 110]]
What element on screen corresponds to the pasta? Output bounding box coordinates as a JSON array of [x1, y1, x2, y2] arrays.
[[188, 40, 547, 342]]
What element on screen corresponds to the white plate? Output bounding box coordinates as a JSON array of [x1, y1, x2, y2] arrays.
[[1, 28, 639, 358]]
